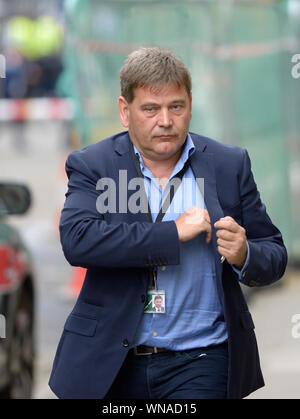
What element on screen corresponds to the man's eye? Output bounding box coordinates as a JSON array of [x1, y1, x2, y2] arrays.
[[145, 107, 155, 113], [172, 105, 182, 111]]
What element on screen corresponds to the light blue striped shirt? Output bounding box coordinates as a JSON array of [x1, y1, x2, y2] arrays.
[[132, 134, 229, 349]]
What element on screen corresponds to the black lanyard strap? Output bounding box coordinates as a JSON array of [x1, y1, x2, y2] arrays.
[[130, 141, 190, 223]]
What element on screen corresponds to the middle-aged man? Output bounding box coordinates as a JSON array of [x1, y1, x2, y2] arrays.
[[153, 295, 165, 313], [49, 47, 287, 399]]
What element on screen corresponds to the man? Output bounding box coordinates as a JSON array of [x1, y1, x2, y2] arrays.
[[153, 295, 165, 313], [49, 47, 287, 399]]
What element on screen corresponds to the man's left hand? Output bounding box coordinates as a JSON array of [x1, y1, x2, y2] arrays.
[[214, 217, 247, 269]]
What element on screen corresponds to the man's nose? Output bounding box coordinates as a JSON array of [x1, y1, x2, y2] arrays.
[[157, 108, 172, 127]]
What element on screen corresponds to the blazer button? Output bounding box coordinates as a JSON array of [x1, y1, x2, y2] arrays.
[[141, 295, 146, 303], [122, 339, 129, 347]]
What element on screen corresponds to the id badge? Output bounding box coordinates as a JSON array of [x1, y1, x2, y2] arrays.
[[144, 289, 166, 314]]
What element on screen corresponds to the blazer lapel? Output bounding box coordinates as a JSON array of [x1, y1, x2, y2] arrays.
[[190, 151, 224, 223], [113, 132, 149, 223], [189, 136, 224, 279]]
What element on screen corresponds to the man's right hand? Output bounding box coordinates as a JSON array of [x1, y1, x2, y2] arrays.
[[175, 206, 212, 243]]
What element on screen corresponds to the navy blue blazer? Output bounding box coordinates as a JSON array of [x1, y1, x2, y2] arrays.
[[49, 131, 287, 399]]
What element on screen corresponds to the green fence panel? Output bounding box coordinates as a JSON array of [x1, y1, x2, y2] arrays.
[[59, 0, 300, 261]]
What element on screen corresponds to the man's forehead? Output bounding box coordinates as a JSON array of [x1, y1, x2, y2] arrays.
[[133, 82, 189, 101]]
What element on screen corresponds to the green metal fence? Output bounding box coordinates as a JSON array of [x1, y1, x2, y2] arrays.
[[58, 0, 300, 262]]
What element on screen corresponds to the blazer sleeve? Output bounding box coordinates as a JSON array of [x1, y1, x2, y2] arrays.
[[238, 149, 288, 287], [59, 150, 180, 269]]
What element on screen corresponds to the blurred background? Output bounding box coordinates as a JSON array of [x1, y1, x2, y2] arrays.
[[0, 0, 299, 399]]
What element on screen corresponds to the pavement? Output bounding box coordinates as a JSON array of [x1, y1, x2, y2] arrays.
[[245, 270, 300, 399]]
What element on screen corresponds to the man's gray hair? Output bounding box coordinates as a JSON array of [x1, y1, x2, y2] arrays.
[[120, 46, 192, 103]]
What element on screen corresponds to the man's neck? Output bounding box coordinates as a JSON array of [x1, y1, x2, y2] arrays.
[[140, 148, 182, 181]]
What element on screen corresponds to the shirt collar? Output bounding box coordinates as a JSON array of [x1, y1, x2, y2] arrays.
[[133, 133, 195, 174]]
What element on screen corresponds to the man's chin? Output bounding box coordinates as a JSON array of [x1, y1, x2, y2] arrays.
[[154, 143, 183, 160]]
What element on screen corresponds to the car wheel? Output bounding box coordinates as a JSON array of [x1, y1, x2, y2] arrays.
[[5, 290, 35, 399]]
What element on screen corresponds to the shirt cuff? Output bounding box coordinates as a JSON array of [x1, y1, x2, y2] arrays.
[[231, 241, 250, 280]]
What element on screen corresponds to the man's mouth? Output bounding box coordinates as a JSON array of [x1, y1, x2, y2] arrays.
[[156, 135, 176, 139]]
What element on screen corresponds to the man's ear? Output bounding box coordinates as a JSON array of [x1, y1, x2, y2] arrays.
[[189, 92, 192, 120], [118, 96, 129, 127]]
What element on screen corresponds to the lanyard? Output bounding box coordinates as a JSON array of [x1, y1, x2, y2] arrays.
[[130, 141, 191, 289], [130, 141, 191, 223]]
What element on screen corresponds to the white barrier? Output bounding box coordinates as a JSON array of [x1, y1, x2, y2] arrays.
[[0, 98, 74, 121]]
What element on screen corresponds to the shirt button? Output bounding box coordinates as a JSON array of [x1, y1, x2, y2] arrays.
[[161, 266, 166, 271], [152, 332, 157, 337], [122, 339, 129, 347]]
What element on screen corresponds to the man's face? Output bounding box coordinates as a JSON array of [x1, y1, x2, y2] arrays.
[[118, 83, 192, 161], [154, 297, 162, 309]]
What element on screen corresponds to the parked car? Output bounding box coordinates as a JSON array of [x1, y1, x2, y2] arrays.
[[0, 182, 35, 398]]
